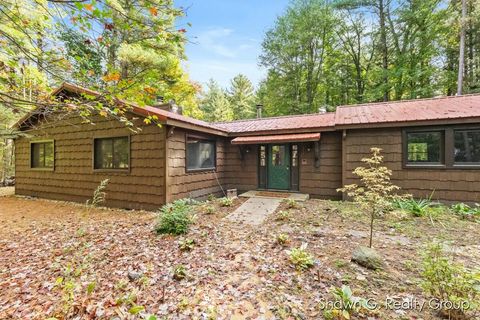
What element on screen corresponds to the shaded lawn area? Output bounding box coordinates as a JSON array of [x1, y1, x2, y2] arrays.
[[0, 194, 479, 319]]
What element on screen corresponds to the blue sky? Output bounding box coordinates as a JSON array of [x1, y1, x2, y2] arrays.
[[175, 0, 290, 88]]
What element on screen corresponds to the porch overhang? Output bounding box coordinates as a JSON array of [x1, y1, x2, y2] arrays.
[[231, 132, 321, 145]]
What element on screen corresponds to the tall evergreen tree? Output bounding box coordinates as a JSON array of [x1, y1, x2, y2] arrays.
[[227, 74, 256, 120], [200, 79, 233, 122]]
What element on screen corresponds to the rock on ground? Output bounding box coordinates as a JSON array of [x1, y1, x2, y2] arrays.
[[351, 246, 384, 270]]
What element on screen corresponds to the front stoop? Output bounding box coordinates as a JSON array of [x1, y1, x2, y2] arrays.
[[239, 190, 309, 201]]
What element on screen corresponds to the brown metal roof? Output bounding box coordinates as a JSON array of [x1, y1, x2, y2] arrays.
[[16, 83, 480, 136], [231, 133, 321, 145], [215, 113, 336, 134], [20, 83, 229, 135], [335, 94, 480, 128]]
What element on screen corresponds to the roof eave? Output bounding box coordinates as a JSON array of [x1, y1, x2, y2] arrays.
[[335, 117, 480, 130], [226, 126, 336, 137]]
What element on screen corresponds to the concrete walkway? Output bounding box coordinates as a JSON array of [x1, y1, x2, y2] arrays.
[[226, 197, 282, 225]]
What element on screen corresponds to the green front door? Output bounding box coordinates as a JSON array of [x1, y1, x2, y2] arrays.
[[267, 144, 290, 190]]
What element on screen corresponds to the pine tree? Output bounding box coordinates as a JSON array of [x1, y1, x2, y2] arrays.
[[227, 74, 256, 120], [200, 80, 233, 122]]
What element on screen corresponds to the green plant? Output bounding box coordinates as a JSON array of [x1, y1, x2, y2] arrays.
[[86, 179, 109, 207], [53, 251, 95, 317], [177, 297, 190, 311], [337, 148, 404, 248], [219, 197, 233, 207], [393, 196, 434, 217], [115, 290, 147, 317], [286, 243, 315, 271], [283, 198, 298, 209], [179, 238, 195, 251], [334, 259, 348, 269], [421, 242, 480, 319], [173, 265, 188, 280], [275, 210, 291, 221], [324, 285, 371, 320], [276, 233, 290, 245], [207, 194, 216, 202], [203, 204, 216, 215], [155, 199, 193, 235], [450, 202, 480, 219]]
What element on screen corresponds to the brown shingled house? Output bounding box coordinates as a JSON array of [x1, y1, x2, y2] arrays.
[[13, 83, 480, 210]]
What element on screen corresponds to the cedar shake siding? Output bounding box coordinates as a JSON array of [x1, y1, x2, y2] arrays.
[[299, 132, 343, 199], [15, 115, 166, 210], [13, 85, 480, 208], [166, 128, 227, 201], [221, 135, 343, 198], [223, 143, 258, 193], [343, 127, 480, 203]]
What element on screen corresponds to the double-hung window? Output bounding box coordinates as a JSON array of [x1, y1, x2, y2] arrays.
[[31, 140, 54, 169]]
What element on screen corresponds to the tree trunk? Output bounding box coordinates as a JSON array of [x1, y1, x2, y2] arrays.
[[369, 209, 375, 248], [457, 0, 467, 95], [1, 139, 8, 185], [467, 0, 474, 90], [379, 0, 389, 101]]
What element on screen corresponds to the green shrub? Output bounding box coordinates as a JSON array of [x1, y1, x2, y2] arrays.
[[421, 242, 480, 319], [179, 238, 195, 251], [393, 196, 435, 217], [283, 198, 298, 209], [173, 265, 187, 280], [324, 285, 371, 320], [286, 243, 315, 271], [275, 210, 291, 221], [219, 197, 233, 207], [155, 199, 193, 235], [203, 205, 215, 215], [276, 233, 290, 245], [450, 203, 480, 219]]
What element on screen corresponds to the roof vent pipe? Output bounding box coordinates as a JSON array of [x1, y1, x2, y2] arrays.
[[256, 104, 263, 118], [169, 99, 183, 115]]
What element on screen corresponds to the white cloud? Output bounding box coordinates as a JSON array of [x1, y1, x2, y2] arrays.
[[195, 27, 237, 58]]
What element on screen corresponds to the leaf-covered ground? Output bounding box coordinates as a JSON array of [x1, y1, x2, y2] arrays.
[[0, 193, 479, 319]]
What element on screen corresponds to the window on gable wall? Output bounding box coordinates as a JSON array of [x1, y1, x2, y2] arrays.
[[31, 141, 54, 169]]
